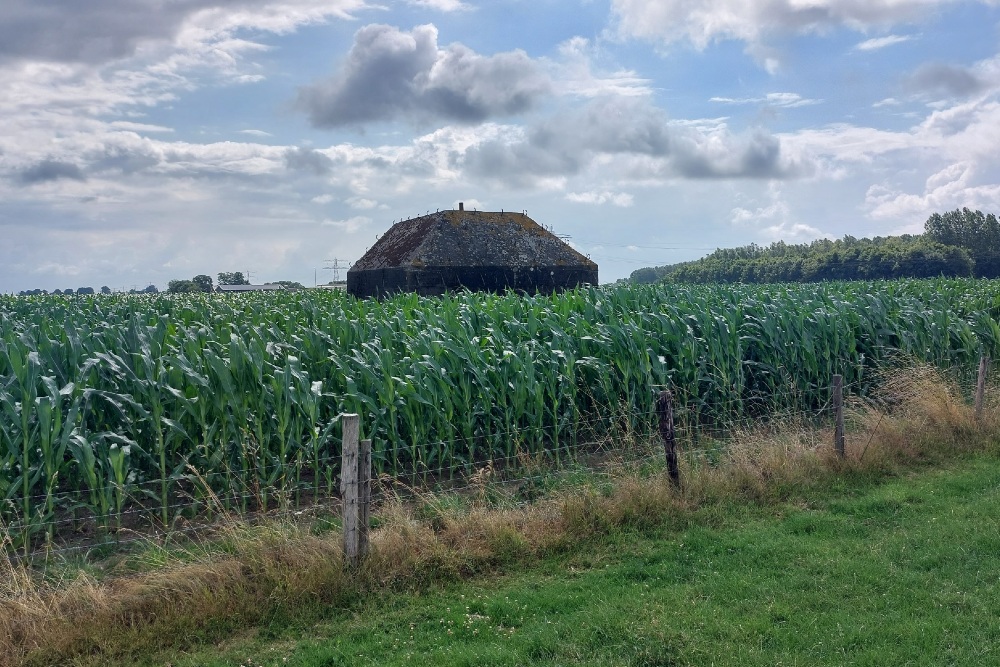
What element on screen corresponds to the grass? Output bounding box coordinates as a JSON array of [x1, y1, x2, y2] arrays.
[[2, 363, 1000, 666], [132, 453, 1000, 666]]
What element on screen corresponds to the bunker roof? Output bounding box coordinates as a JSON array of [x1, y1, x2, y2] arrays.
[[350, 208, 596, 271]]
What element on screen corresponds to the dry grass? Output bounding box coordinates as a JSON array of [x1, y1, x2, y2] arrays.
[[2, 364, 998, 667]]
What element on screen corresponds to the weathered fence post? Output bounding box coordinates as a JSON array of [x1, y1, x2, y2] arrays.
[[833, 375, 845, 458], [358, 438, 372, 561], [975, 356, 989, 420], [340, 414, 361, 567], [656, 390, 680, 488]]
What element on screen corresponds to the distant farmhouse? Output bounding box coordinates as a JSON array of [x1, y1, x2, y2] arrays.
[[347, 204, 598, 298]]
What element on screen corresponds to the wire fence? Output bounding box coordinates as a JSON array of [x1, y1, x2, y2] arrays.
[[7, 350, 996, 569], [1, 359, 945, 569]]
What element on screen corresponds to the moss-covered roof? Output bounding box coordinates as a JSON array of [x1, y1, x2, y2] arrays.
[[350, 210, 597, 271]]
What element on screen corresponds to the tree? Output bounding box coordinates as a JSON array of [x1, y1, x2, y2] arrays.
[[101, 286, 112, 294], [274, 280, 305, 290], [167, 279, 198, 293], [141, 284, 158, 294], [217, 272, 249, 286], [925, 208, 1000, 278], [76, 287, 95, 295], [192, 274, 214, 292], [657, 234, 972, 284]]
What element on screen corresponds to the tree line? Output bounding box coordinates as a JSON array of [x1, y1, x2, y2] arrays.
[[630, 208, 999, 284], [18, 285, 157, 296], [17, 272, 302, 296], [167, 273, 304, 293]]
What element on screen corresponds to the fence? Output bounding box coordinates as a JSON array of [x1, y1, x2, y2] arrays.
[[335, 359, 991, 566], [1, 355, 991, 566]]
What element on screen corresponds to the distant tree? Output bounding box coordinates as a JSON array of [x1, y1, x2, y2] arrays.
[[100, 286, 112, 294], [217, 272, 249, 285], [168, 279, 198, 293], [76, 287, 95, 295], [629, 267, 660, 285], [192, 274, 214, 292], [925, 208, 1000, 277], [658, 234, 972, 284], [274, 280, 305, 290], [141, 284, 158, 293]]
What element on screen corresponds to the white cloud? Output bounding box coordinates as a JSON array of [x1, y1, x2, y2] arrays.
[[731, 199, 789, 225], [873, 97, 901, 108], [611, 0, 976, 49], [407, 0, 471, 11], [555, 37, 652, 98], [710, 92, 821, 108], [865, 162, 1000, 222], [759, 221, 827, 241], [321, 215, 372, 232], [296, 24, 551, 127], [728, 185, 829, 241], [854, 34, 914, 51], [110, 121, 174, 133], [566, 190, 634, 206], [347, 196, 379, 209], [240, 129, 273, 137], [461, 97, 814, 188]]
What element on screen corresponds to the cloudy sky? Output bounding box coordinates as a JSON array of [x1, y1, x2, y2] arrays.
[[3, 0, 1000, 291]]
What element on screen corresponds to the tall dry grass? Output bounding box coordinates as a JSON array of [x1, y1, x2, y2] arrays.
[[1, 364, 997, 667]]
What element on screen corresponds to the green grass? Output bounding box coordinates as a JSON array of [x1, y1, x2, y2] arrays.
[[134, 453, 1000, 667]]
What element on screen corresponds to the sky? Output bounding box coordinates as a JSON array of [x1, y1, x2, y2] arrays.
[[2, 0, 1000, 292]]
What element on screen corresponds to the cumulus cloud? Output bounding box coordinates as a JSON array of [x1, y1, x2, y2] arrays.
[[296, 24, 552, 128], [285, 147, 334, 175], [17, 159, 86, 184], [459, 98, 812, 187], [760, 221, 827, 241], [0, 0, 370, 65], [865, 162, 1000, 221], [730, 199, 789, 225], [906, 63, 986, 99], [610, 0, 971, 48], [730, 186, 829, 240]]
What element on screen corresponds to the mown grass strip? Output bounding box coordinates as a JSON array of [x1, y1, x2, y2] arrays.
[[160, 454, 1000, 667]]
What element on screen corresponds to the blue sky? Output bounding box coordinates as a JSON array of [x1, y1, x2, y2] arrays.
[[2, 0, 1000, 291]]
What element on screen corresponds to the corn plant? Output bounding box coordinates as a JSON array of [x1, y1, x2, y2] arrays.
[[1, 279, 998, 551]]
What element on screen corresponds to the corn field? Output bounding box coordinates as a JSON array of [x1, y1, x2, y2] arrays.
[[1, 279, 999, 551]]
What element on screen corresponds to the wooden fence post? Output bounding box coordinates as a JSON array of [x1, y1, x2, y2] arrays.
[[359, 438, 372, 561], [656, 390, 680, 488], [833, 375, 845, 458], [975, 356, 989, 420], [341, 414, 361, 567]]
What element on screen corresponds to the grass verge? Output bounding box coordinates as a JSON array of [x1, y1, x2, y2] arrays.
[[166, 453, 1000, 666], [2, 364, 998, 666]]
